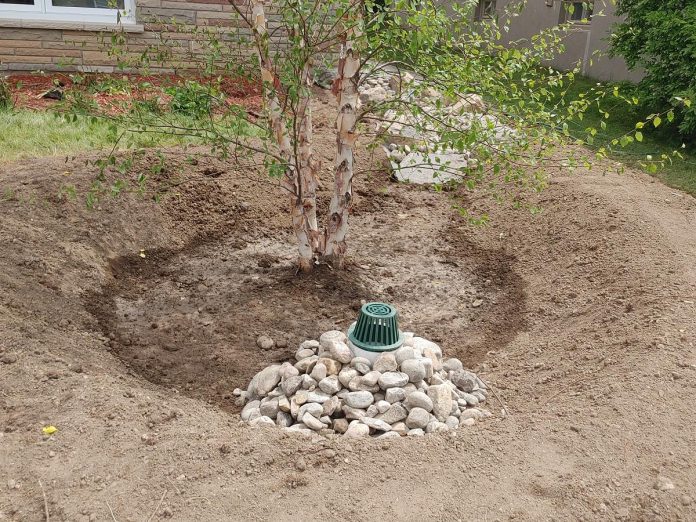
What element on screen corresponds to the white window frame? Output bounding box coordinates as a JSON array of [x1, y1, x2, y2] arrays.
[[0, 0, 136, 24]]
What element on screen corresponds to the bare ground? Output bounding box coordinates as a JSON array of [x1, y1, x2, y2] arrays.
[[1, 101, 695, 521]]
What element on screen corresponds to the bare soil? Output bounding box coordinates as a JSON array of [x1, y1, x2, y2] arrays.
[[1, 96, 695, 521]]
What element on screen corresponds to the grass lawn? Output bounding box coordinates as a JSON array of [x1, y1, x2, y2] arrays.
[[0, 110, 203, 162], [559, 75, 696, 196]]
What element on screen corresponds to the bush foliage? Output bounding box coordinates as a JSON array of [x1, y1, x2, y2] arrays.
[[611, 0, 696, 139]]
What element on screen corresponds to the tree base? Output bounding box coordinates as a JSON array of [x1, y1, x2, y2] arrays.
[[322, 253, 346, 270], [296, 256, 313, 273]]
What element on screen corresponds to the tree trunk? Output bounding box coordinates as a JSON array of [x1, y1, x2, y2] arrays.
[[323, 11, 362, 266], [296, 51, 321, 265], [251, 0, 314, 271]]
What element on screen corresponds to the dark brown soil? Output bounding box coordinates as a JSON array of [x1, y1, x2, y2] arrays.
[[87, 184, 525, 413], [1, 93, 695, 521]]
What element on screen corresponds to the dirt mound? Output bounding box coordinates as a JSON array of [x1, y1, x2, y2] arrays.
[[1, 103, 695, 520]]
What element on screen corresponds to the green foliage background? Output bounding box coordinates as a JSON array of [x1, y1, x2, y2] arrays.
[[611, 0, 696, 139]]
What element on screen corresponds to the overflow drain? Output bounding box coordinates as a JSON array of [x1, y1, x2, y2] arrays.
[[348, 302, 404, 354]]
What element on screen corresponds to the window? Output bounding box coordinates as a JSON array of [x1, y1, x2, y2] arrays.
[[560, 1, 593, 24], [476, 0, 496, 20], [0, 0, 135, 24]]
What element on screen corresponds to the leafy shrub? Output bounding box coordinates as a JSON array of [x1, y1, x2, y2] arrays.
[[164, 80, 222, 118], [62, 88, 99, 115], [89, 76, 131, 95], [0, 76, 12, 111], [130, 97, 164, 116], [611, 1, 696, 139]]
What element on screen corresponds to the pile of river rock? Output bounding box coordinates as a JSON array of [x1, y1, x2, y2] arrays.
[[235, 330, 491, 439]]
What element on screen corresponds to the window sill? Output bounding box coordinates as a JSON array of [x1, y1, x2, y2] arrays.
[[0, 18, 144, 32]]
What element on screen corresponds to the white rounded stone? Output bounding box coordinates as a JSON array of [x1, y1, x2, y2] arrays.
[[459, 409, 484, 421], [413, 338, 442, 371], [259, 399, 279, 419], [302, 412, 327, 431], [319, 375, 341, 395], [345, 391, 375, 409], [299, 340, 320, 351], [338, 368, 358, 387], [450, 370, 477, 392], [405, 407, 430, 429], [295, 355, 318, 373], [401, 359, 426, 383], [246, 365, 282, 399], [425, 420, 449, 433], [281, 375, 302, 396], [427, 384, 453, 422], [443, 358, 463, 372], [342, 405, 367, 420], [344, 421, 370, 438], [278, 363, 299, 379], [385, 387, 406, 404], [361, 417, 392, 432], [445, 416, 460, 429], [310, 362, 327, 382], [276, 411, 293, 427], [375, 400, 391, 414], [306, 391, 331, 404], [241, 400, 261, 421], [378, 372, 409, 390], [394, 345, 416, 365], [373, 352, 398, 373], [301, 374, 316, 390], [322, 396, 341, 416], [404, 391, 433, 412], [295, 348, 315, 360], [297, 402, 323, 420], [329, 341, 354, 364], [319, 330, 346, 349], [249, 415, 275, 428], [392, 422, 408, 435], [377, 403, 408, 424], [459, 392, 480, 406]]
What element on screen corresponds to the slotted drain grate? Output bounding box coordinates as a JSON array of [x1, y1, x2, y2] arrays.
[[348, 302, 404, 353]]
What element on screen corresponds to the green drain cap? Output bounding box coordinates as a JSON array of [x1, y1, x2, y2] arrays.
[[348, 302, 404, 353]]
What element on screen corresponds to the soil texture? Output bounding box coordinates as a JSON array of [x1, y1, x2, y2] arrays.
[[1, 96, 696, 521]]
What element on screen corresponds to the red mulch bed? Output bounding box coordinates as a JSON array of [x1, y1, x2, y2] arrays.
[[5, 72, 263, 113]]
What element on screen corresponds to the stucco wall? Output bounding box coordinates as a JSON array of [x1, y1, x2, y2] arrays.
[[494, 0, 642, 82]]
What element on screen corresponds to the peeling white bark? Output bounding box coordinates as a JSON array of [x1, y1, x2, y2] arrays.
[[251, 0, 314, 271], [296, 58, 321, 258], [324, 10, 362, 264]]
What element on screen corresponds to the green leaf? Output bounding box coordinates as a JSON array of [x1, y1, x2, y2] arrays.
[[653, 116, 661, 128], [635, 131, 643, 142]]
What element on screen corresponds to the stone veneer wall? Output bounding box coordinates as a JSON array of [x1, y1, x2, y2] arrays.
[[0, 0, 283, 73]]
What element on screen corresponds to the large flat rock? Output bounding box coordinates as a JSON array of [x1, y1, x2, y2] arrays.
[[393, 150, 470, 184]]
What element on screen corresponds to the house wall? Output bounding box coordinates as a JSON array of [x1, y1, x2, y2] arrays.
[[493, 0, 642, 82], [1, 0, 642, 81], [0, 1, 273, 73]]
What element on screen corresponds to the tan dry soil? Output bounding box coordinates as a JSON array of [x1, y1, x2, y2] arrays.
[[1, 100, 696, 521]]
